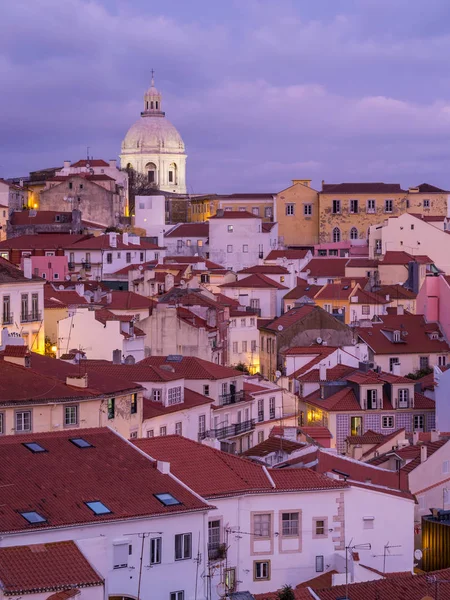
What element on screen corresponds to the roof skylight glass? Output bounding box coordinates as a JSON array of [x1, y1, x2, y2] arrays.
[[85, 501, 112, 515], [22, 442, 47, 453], [154, 493, 181, 506], [20, 511, 46, 524], [70, 438, 93, 448]]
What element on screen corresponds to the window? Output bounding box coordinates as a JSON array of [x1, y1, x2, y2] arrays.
[[203, 385, 210, 397], [70, 437, 92, 448], [170, 593, 184, 600], [147, 430, 154, 438], [332, 199, 341, 214], [113, 543, 129, 569], [64, 405, 78, 426], [0, 412, 4, 435], [382, 415, 394, 428], [285, 204, 295, 216], [265, 207, 272, 218], [315, 556, 324, 573], [304, 204, 312, 216], [350, 199, 359, 214], [20, 511, 46, 524], [253, 513, 271, 537], [69, 182, 73, 189], [106, 253, 112, 264], [227, 245, 233, 253], [250, 298, 260, 309], [175, 533, 192, 560], [243, 244, 248, 252], [131, 393, 138, 414], [198, 414, 206, 435], [350, 227, 358, 240], [367, 199, 376, 213], [420, 356, 429, 370], [367, 389, 378, 410], [79, 183, 83, 190], [241, 318, 246, 327], [332, 227, 341, 243], [423, 199, 430, 208], [442, 460, 449, 474], [15, 410, 31, 432], [252, 207, 260, 216], [414, 415, 425, 431], [254, 561, 270, 580], [282, 512, 299, 536], [269, 397, 275, 419], [21, 293, 28, 321], [227, 225, 234, 233], [2, 295, 11, 323], [152, 389, 162, 402], [208, 519, 221, 550], [351, 416, 362, 436], [31, 293, 39, 320], [361, 305, 370, 315], [385, 199, 393, 213], [398, 388, 409, 408], [85, 501, 111, 515], [224, 568, 236, 593], [389, 357, 399, 372], [168, 386, 182, 405], [314, 519, 326, 536], [125, 252, 131, 264], [160, 426, 167, 436], [258, 398, 264, 422], [150, 537, 162, 564], [107, 398, 115, 419], [323, 303, 332, 314], [23, 442, 46, 453], [363, 516, 375, 529], [251, 339, 257, 352], [155, 493, 181, 506], [175, 421, 182, 435], [232, 341, 238, 353], [258, 430, 264, 444], [439, 355, 447, 367], [242, 341, 248, 353]]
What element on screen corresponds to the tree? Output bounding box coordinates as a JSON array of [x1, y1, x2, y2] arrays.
[[233, 362, 249, 373], [406, 366, 433, 380], [277, 584, 295, 600], [124, 166, 159, 215]]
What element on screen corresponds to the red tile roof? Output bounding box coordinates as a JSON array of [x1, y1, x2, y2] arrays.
[[376, 284, 417, 300], [241, 437, 305, 457], [71, 159, 110, 167], [67, 234, 160, 250], [297, 364, 356, 382], [112, 260, 158, 275], [164, 256, 224, 269], [238, 265, 290, 275], [220, 273, 288, 290], [266, 249, 309, 260], [210, 210, 257, 219], [10, 210, 74, 225], [0, 257, 43, 283], [300, 426, 333, 440], [103, 290, 155, 311], [283, 281, 322, 300], [214, 293, 241, 307], [304, 386, 362, 411], [261, 305, 316, 331], [143, 389, 214, 420], [164, 223, 209, 237], [3, 345, 29, 357], [138, 356, 243, 380], [44, 286, 88, 308], [380, 251, 432, 265], [81, 362, 183, 383], [0, 541, 103, 594], [134, 436, 346, 497], [322, 182, 405, 194], [369, 439, 448, 474], [48, 173, 114, 182], [301, 258, 347, 278], [346, 258, 379, 268], [0, 428, 209, 533], [0, 234, 88, 251]]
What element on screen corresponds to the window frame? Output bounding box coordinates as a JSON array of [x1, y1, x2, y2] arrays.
[[253, 513, 271, 538], [285, 203, 295, 216], [332, 199, 341, 214], [382, 415, 394, 429], [254, 560, 271, 581], [64, 404, 78, 427], [312, 517, 328, 539], [281, 512, 299, 537], [15, 410, 32, 433], [174, 533, 192, 561], [303, 204, 313, 216]]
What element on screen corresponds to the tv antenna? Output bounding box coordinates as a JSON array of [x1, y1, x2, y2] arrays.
[[372, 541, 402, 573]]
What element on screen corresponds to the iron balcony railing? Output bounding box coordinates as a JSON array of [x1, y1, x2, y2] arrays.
[[2, 312, 13, 325], [198, 418, 256, 441], [219, 390, 245, 406], [68, 262, 75, 270], [21, 311, 42, 323], [208, 543, 227, 561], [82, 262, 91, 270]]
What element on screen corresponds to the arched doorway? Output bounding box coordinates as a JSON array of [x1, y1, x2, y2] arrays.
[[145, 162, 157, 184]]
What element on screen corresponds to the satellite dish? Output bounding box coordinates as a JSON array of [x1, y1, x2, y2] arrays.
[[277, 325, 284, 331], [275, 370, 282, 379], [65, 275, 71, 281], [138, 265, 144, 271], [316, 336, 323, 345], [58, 285, 65, 290], [351, 337, 357, 345], [414, 549, 423, 560]]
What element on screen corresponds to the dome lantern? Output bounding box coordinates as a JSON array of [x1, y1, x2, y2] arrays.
[[142, 70, 164, 117]]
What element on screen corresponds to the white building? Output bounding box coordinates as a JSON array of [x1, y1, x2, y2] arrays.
[[0, 257, 45, 353], [228, 307, 260, 371], [120, 76, 187, 194], [164, 222, 209, 257], [209, 211, 278, 272], [220, 273, 288, 318], [0, 178, 28, 214], [134, 193, 167, 244]]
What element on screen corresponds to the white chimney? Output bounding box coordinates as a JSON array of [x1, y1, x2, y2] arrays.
[[109, 232, 117, 248], [430, 430, 440, 442], [63, 160, 71, 169], [420, 445, 428, 463], [397, 305, 404, 316], [156, 460, 170, 474], [23, 257, 32, 279], [392, 363, 401, 376], [413, 431, 419, 445], [319, 363, 327, 381], [109, 159, 117, 168], [122, 232, 129, 246]]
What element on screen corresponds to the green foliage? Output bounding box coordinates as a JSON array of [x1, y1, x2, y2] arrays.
[[277, 584, 295, 600], [233, 362, 249, 373], [44, 336, 56, 358], [406, 367, 433, 380]]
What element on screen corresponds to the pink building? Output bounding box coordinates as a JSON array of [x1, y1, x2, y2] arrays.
[[21, 255, 69, 282], [416, 274, 450, 341]]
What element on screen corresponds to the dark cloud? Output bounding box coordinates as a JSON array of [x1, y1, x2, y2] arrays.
[[1, 0, 450, 191]]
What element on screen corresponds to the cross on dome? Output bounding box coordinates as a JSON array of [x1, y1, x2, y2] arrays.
[[142, 71, 163, 116]]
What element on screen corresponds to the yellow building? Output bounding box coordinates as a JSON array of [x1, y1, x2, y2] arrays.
[[275, 180, 319, 246], [0, 204, 7, 241], [189, 193, 275, 222], [406, 183, 449, 216]]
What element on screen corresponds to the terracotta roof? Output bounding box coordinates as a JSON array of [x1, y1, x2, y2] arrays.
[[302, 258, 347, 278], [262, 305, 316, 331], [214, 293, 241, 307], [241, 437, 304, 457], [9, 210, 75, 226], [67, 234, 160, 250], [0, 428, 209, 533], [410, 212, 447, 222], [176, 306, 215, 330], [369, 439, 448, 474], [164, 223, 209, 237], [71, 159, 110, 167], [44, 286, 88, 308], [414, 182, 449, 193], [297, 364, 356, 382], [112, 260, 158, 275], [102, 290, 155, 310], [134, 436, 346, 497], [376, 284, 417, 300], [380, 251, 432, 265], [0, 256, 42, 283], [48, 590, 81, 600], [283, 281, 322, 300], [3, 345, 29, 358], [300, 426, 333, 440], [322, 182, 406, 194], [266, 249, 309, 260], [138, 356, 243, 380], [304, 386, 362, 411], [220, 273, 288, 290], [0, 541, 103, 594], [238, 265, 290, 275], [360, 428, 407, 458], [0, 234, 87, 251], [143, 388, 213, 419], [356, 314, 450, 355], [81, 362, 183, 383], [48, 173, 114, 182], [315, 282, 386, 303], [346, 429, 388, 445], [164, 256, 224, 269], [158, 288, 218, 308], [346, 258, 379, 268], [210, 210, 257, 219]]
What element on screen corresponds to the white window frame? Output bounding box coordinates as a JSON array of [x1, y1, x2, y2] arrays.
[[150, 537, 162, 565], [15, 410, 31, 432], [175, 533, 192, 560], [113, 542, 129, 569], [285, 204, 295, 216], [64, 405, 78, 426]]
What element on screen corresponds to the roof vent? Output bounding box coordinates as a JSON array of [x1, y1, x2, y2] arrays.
[[66, 374, 88, 388]]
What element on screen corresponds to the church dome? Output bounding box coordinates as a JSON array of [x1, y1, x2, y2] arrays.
[[121, 116, 185, 154]]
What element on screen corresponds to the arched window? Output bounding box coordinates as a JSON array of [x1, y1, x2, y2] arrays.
[[350, 227, 358, 240], [155, 101, 159, 109], [145, 162, 157, 184], [333, 227, 341, 243], [150, 101, 154, 109], [168, 163, 178, 185], [146, 101, 148, 109]]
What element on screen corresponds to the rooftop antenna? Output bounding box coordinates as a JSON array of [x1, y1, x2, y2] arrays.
[[151, 68, 155, 86], [86, 146, 90, 161]]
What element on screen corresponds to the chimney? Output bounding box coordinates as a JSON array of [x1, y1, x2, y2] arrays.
[[122, 232, 129, 246], [392, 362, 401, 376], [3, 345, 30, 367], [109, 159, 117, 168], [66, 374, 88, 388], [319, 363, 327, 381], [397, 305, 404, 316], [420, 445, 428, 463], [156, 460, 170, 474], [385, 294, 390, 302], [413, 431, 420, 445], [109, 232, 117, 248], [63, 160, 71, 169], [216, 209, 224, 217], [430, 430, 440, 442], [112, 349, 122, 364], [23, 257, 32, 279]]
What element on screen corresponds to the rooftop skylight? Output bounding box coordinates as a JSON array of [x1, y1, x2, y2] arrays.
[[85, 501, 112, 515], [70, 438, 93, 448], [22, 442, 47, 453], [20, 511, 46, 524], [154, 493, 181, 506]]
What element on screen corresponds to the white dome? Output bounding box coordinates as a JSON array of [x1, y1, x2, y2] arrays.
[[122, 116, 185, 154]]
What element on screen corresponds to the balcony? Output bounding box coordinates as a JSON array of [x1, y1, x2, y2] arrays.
[[208, 543, 227, 561], [198, 418, 255, 441], [2, 312, 13, 325], [82, 262, 91, 271], [68, 262, 75, 271], [219, 390, 245, 406], [21, 311, 42, 323]]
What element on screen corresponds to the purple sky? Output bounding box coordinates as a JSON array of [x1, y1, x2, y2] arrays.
[[2, 0, 450, 193]]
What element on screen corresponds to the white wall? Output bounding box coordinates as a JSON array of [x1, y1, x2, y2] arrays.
[[134, 195, 167, 243]]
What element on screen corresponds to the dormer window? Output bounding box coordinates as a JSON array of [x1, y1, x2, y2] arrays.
[[393, 330, 401, 342], [168, 386, 182, 405], [367, 389, 378, 410], [398, 388, 410, 408], [428, 331, 439, 340]]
